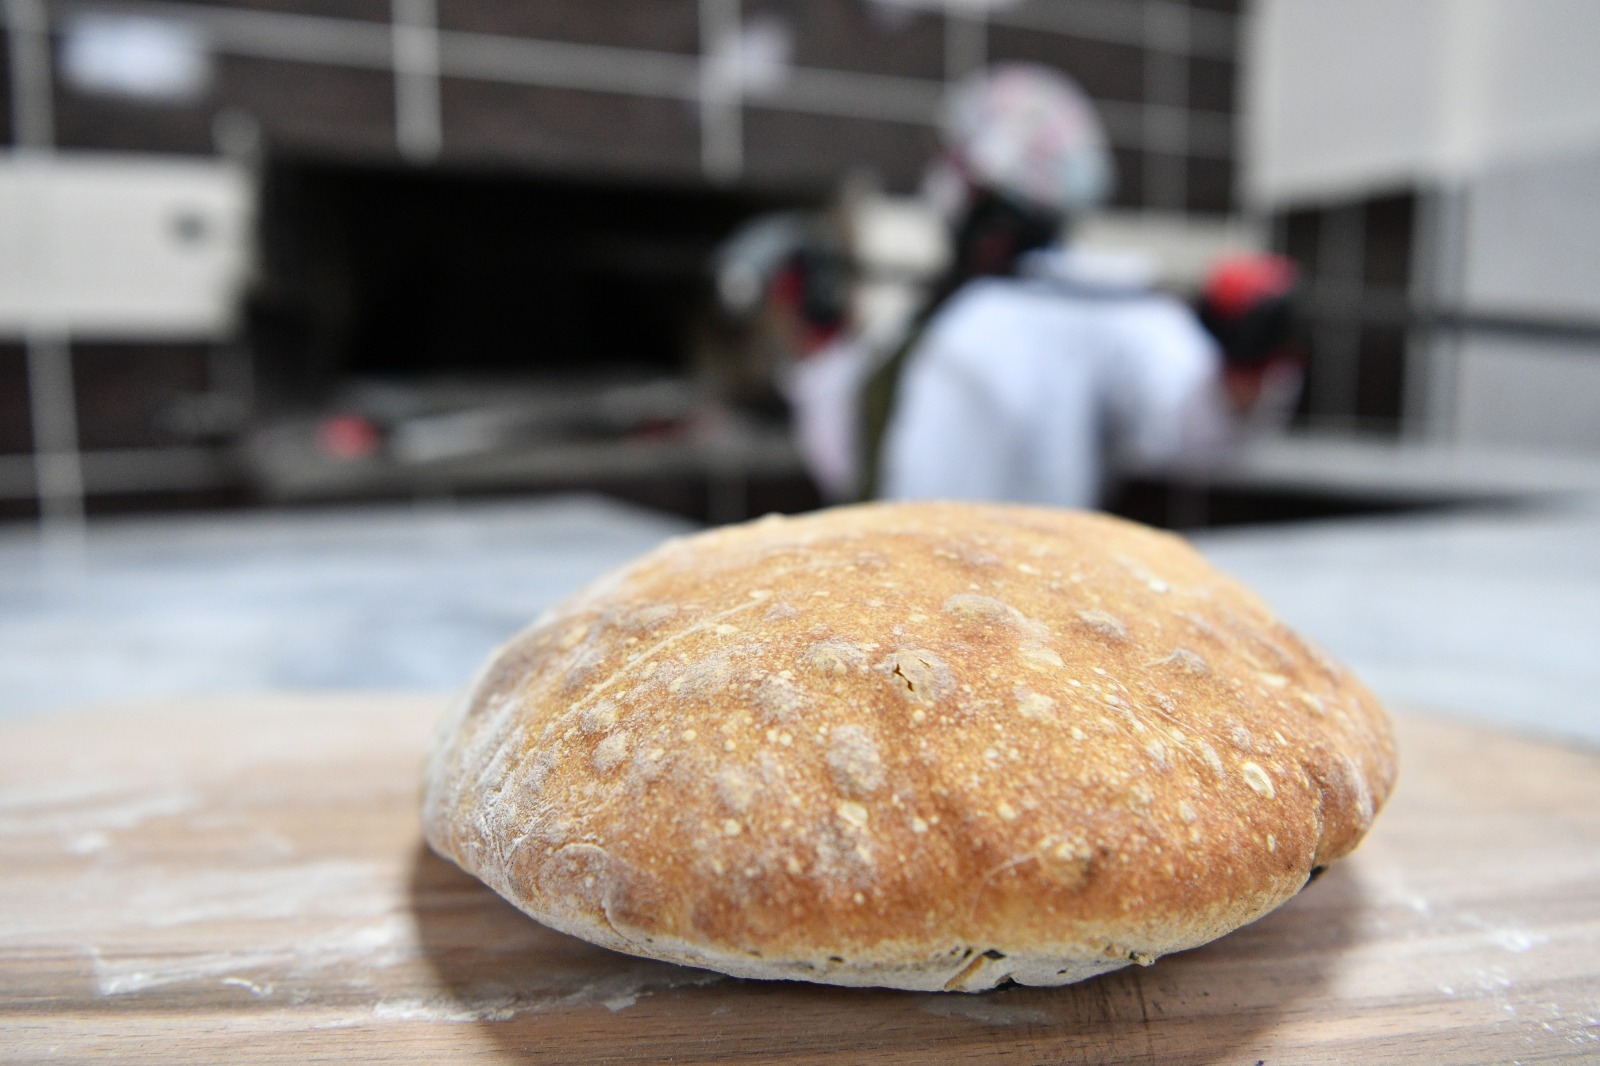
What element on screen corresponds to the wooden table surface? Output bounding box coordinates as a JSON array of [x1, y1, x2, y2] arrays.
[[2, 695, 1597, 1064]]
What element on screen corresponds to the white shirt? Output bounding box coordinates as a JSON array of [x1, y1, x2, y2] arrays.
[[779, 334, 873, 502], [878, 246, 1232, 509]]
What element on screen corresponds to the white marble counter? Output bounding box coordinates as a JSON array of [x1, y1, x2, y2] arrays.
[[1193, 499, 1600, 746], [3, 491, 1596, 746], [0, 496, 692, 719]]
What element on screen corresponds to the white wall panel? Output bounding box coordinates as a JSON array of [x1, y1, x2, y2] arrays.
[[1455, 336, 1600, 452], [0, 153, 252, 338], [1247, 0, 1600, 207], [1462, 149, 1600, 320]]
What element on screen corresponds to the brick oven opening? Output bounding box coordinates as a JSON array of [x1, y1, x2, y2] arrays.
[[242, 157, 817, 517]]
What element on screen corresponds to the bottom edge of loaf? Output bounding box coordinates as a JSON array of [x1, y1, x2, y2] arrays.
[[430, 839, 1301, 993], [503, 893, 1181, 992]]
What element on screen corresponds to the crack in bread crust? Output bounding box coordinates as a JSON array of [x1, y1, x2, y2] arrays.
[[422, 502, 1398, 991]]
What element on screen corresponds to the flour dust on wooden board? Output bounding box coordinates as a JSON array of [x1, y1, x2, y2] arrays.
[[0, 697, 1596, 1064]]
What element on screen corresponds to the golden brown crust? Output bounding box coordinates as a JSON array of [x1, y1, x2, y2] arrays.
[[421, 502, 1397, 991]]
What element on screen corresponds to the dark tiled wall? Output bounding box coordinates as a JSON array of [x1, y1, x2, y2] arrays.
[[1282, 209, 1321, 277], [0, 344, 30, 454], [5, 0, 1248, 517], [986, 26, 1145, 104], [0, 29, 11, 146], [1108, 146, 1146, 210], [1186, 155, 1233, 214], [1363, 194, 1415, 289], [743, 107, 937, 192], [1283, 194, 1416, 290], [1188, 54, 1235, 113], [54, 53, 398, 157], [439, 80, 701, 179], [52, 74, 214, 154], [162, 0, 393, 20], [71, 343, 212, 450], [224, 56, 398, 157], [437, 0, 701, 53], [1355, 326, 1406, 426], [19, 0, 1241, 208], [1275, 193, 1419, 433], [743, 0, 946, 80]]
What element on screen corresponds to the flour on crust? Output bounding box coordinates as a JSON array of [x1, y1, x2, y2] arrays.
[[422, 502, 1397, 991]]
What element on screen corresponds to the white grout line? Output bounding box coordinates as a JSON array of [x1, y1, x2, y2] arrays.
[[5, 0, 53, 148], [24, 329, 89, 551], [943, 5, 986, 85], [1141, 0, 1190, 211], [391, 0, 442, 163], [1407, 185, 1469, 443], [6, 0, 88, 540], [748, 65, 945, 126], [48, 0, 396, 67], [697, 0, 741, 183], [438, 26, 699, 99], [1092, 98, 1230, 159]]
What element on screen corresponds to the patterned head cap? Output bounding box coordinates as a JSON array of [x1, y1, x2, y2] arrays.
[[941, 63, 1114, 216]]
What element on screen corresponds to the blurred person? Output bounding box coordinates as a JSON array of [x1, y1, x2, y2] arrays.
[[711, 211, 871, 501], [864, 64, 1287, 509], [1195, 252, 1306, 432]]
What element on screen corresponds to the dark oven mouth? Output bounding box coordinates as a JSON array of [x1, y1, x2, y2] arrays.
[[242, 157, 811, 500]]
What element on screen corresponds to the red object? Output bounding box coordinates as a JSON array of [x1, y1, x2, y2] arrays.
[[769, 261, 844, 356], [1202, 254, 1298, 320], [768, 262, 806, 313], [316, 414, 381, 460]]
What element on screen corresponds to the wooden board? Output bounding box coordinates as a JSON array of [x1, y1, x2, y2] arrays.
[[2, 695, 1597, 1064]]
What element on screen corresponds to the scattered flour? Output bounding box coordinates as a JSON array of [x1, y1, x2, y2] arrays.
[[920, 995, 1055, 1027]]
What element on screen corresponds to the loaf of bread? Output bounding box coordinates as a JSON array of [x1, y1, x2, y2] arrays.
[[422, 502, 1396, 991]]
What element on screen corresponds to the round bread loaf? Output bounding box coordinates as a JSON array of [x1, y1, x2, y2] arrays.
[[421, 502, 1396, 992]]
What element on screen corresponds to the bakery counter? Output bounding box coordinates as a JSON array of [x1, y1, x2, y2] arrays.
[[4, 490, 1600, 1061], [0, 496, 694, 721], [1193, 496, 1600, 746], [3, 489, 1598, 746], [3, 695, 1596, 1063]]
